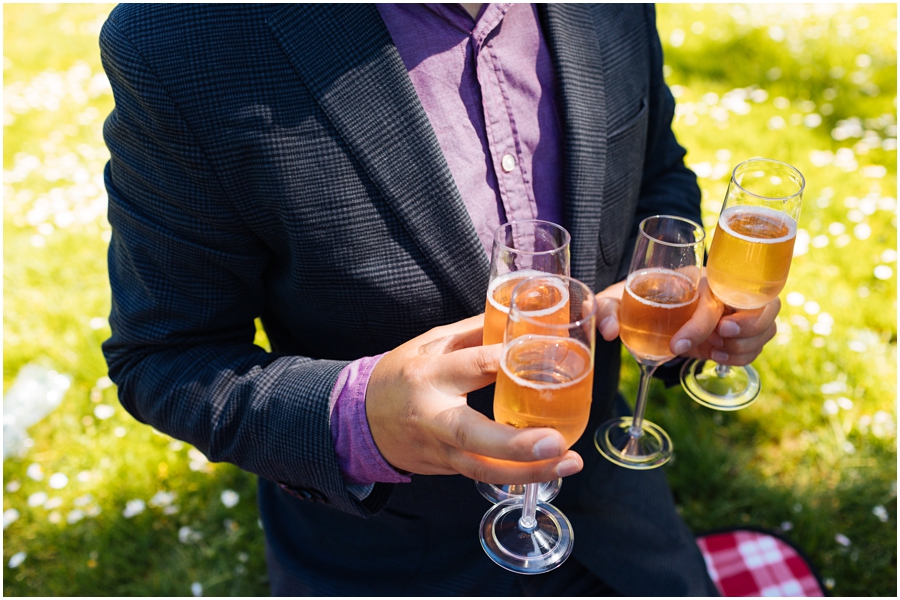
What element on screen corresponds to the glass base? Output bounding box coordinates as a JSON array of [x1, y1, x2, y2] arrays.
[[680, 359, 761, 411], [479, 498, 573, 574], [594, 417, 672, 470], [475, 479, 562, 504]]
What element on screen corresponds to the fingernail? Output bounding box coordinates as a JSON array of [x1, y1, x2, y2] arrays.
[[556, 458, 580, 478], [711, 350, 729, 363], [673, 339, 691, 355], [533, 436, 561, 460], [719, 321, 740, 337]]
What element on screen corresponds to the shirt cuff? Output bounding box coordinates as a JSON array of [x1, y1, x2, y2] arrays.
[[329, 353, 412, 486]]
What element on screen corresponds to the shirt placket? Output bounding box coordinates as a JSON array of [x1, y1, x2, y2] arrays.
[[472, 5, 536, 226]]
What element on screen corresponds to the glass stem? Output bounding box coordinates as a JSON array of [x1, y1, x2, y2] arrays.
[[629, 363, 660, 435], [518, 482, 539, 531]]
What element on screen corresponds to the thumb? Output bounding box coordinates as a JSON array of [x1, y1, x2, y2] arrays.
[[434, 343, 501, 396], [670, 278, 723, 355], [595, 281, 625, 341]]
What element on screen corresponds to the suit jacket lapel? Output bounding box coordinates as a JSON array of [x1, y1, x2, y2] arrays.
[[266, 4, 489, 315], [539, 4, 608, 291]]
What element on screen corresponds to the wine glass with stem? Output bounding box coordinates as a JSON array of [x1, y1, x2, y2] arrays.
[[479, 274, 597, 574], [594, 215, 705, 469], [680, 158, 804, 411], [477, 219, 570, 504]]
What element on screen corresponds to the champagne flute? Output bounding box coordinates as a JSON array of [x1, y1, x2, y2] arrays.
[[680, 158, 804, 411], [595, 216, 705, 469], [482, 220, 570, 345], [477, 220, 570, 504], [479, 274, 597, 574]]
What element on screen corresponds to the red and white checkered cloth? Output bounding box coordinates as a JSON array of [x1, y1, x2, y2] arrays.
[[697, 529, 826, 597]]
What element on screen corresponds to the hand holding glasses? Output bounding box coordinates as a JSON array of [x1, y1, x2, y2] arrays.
[[595, 216, 705, 469], [680, 158, 804, 411]]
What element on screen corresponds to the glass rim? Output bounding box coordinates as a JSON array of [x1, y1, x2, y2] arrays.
[[731, 157, 806, 202], [507, 274, 598, 332], [637, 215, 706, 248], [493, 219, 572, 256]]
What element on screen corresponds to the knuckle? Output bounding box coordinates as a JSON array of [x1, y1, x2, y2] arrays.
[[399, 357, 429, 388], [469, 462, 493, 484], [513, 433, 548, 460], [681, 322, 702, 340], [771, 297, 782, 314], [431, 443, 455, 472], [739, 356, 756, 367], [597, 296, 618, 314], [723, 337, 745, 353], [474, 349, 499, 376], [732, 349, 761, 366], [419, 335, 450, 356], [453, 422, 470, 450], [427, 323, 449, 337], [528, 465, 549, 484], [499, 462, 548, 486]]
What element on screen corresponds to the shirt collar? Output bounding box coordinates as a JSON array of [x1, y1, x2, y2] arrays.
[[424, 4, 514, 48]]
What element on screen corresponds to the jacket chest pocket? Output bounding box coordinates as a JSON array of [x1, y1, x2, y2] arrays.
[[599, 97, 649, 269]]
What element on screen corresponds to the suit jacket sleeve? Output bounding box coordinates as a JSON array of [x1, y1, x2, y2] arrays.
[[99, 17, 391, 518], [616, 5, 702, 282]]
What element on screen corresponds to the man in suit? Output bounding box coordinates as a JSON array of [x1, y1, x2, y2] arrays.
[[100, 4, 778, 595]]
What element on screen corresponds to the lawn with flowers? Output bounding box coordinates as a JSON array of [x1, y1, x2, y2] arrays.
[[3, 4, 897, 597]]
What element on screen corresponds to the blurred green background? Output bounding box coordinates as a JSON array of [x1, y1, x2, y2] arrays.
[[3, 4, 896, 596]]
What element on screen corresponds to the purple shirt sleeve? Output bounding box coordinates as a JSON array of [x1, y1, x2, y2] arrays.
[[329, 354, 411, 485]]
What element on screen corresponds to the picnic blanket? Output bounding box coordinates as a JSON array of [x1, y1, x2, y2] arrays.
[[697, 527, 827, 597]]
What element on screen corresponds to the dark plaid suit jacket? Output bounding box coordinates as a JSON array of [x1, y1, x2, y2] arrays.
[[101, 3, 717, 595]]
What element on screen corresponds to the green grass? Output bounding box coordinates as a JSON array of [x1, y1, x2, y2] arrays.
[[650, 4, 897, 596], [3, 4, 896, 597]]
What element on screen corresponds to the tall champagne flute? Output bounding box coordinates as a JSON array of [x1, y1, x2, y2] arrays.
[[477, 220, 570, 504], [483, 220, 570, 345], [479, 274, 597, 574], [680, 158, 804, 410], [595, 216, 705, 469]]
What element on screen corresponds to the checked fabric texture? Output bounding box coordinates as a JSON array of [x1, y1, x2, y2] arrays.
[[697, 529, 827, 597]]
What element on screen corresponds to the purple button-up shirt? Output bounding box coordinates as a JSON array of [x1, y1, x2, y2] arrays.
[[330, 3, 565, 489]]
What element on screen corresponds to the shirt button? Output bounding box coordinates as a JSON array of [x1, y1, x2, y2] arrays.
[[501, 153, 516, 173]]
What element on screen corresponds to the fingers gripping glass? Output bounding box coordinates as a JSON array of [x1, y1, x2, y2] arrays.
[[477, 220, 570, 505], [479, 275, 597, 574], [680, 158, 804, 411], [595, 216, 705, 469]]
